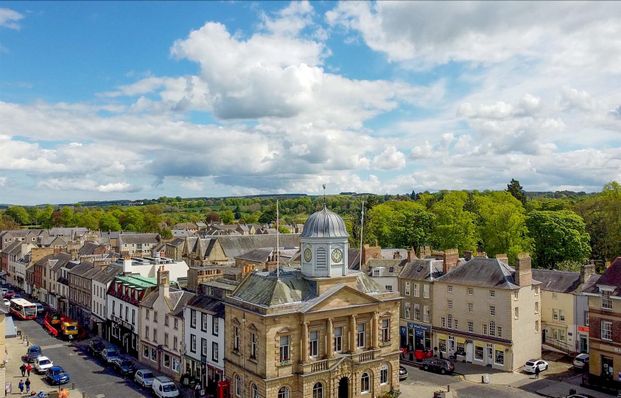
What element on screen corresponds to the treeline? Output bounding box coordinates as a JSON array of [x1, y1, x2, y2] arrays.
[[2, 181, 620, 270]]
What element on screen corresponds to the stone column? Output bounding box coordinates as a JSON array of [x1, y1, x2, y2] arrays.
[[350, 314, 357, 352], [372, 311, 380, 349], [327, 318, 334, 358], [302, 321, 309, 363]]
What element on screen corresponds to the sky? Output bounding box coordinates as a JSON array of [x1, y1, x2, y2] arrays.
[[1, 1, 621, 205]]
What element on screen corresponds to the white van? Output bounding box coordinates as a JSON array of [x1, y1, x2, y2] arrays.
[[152, 376, 180, 398]]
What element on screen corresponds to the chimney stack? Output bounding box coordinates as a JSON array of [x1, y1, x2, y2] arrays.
[[495, 253, 509, 264], [515, 253, 532, 286], [580, 262, 596, 284], [123, 256, 132, 274], [157, 265, 170, 299], [407, 248, 416, 262], [442, 249, 460, 275]]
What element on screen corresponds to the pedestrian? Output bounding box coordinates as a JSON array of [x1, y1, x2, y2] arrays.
[[18, 379, 24, 394], [535, 365, 541, 379], [19, 363, 26, 377], [25, 378, 30, 393], [26, 363, 32, 376]]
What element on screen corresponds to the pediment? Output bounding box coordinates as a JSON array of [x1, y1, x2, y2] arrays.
[[303, 285, 380, 313]]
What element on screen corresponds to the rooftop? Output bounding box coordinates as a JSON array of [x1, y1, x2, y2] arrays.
[[114, 274, 157, 289]]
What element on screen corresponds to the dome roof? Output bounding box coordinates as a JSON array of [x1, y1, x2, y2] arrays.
[[300, 206, 349, 238]]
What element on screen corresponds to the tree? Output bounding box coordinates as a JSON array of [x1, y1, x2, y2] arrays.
[[527, 210, 591, 268], [430, 191, 478, 252], [258, 208, 276, 224], [366, 201, 435, 249], [234, 206, 242, 220], [474, 192, 532, 262], [99, 213, 121, 231], [507, 178, 526, 205], [5, 206, 31, 225], [219, 209, 235, 224], [205, 212, 221, 224]]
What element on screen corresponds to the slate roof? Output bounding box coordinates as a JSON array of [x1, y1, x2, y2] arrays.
[[92, 264, 122, 284], [37, 252, 72, 273], [187, 295, 225, 318], [217, 234, 299, 259], [399, 259, 445, 281], [229, 268, 384, 309], [585, 257, 621, 297], [119, 233, 160, 245], [68, 262, 95, 277], [141, 288, 195, 317], [436, 256, 528, 289], [532, 269, 600, 294]]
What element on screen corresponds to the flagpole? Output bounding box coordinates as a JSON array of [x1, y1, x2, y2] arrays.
[[276, 199, 280, 279], [359, 200, 365, 271]]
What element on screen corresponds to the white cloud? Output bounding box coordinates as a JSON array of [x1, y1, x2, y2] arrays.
[[0, 176, 6, 187], [0, 8, 23, 30], [38, 178, 140, 193], [372, 145, 406, 170]]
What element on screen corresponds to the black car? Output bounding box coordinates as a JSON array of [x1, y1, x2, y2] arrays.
[[88, 339, 106, 357], [421, 358, 455, 375], [111, 356, 136, 377]]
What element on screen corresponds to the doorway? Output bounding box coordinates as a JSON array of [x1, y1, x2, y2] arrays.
[[338, 377, 349, 398], [579, 336, 588, 353], [466, 343, 473, 363]]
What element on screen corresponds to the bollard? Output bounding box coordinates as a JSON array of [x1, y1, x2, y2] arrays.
[[72, 382, 75, 390], [447, 384, 450, 392]]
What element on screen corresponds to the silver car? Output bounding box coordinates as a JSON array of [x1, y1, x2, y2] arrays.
[[134, 369, 155, 388]]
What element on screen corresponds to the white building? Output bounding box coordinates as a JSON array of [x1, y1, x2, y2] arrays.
[[183, 295, 225, 389], [112, 256, 189, 282], [91, 264, 122, 337]]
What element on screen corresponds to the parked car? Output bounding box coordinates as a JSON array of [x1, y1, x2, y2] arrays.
[[523, 359, 548, 373], [34, 303, 45, 314], [45, 366, 70, 385], [421, 358, 455, 375], [34, 356, 54, 374], [3, 290, 15, 299], [152, 376, 180, 398], [88, 339, 106, 357], [2, 299, 9, 307], [134, 369, 155, 388], [101, 347, 120, 364], [573, 353, 589, 370], [25, 345, 42, 363], [399, 365, 408, 381], [111, 356, 136, 377]]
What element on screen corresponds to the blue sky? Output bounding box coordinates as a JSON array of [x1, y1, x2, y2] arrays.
[[1, 2, 621, 205]]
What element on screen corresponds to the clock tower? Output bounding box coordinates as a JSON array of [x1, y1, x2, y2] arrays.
[[300, 205, 349, 278]]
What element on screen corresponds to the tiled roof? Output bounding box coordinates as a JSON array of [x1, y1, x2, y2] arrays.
[[399, 259, 444, 281], [532, 269, 600, 294], [585, 257, 621, 297], [217, 234, 299, 259], [187, 295, 225, 318], [436, 256, 521, 289], [92, 264, 122, 284]]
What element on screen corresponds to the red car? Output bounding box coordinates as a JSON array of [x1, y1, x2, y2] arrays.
[[3, 291, 15, 299]]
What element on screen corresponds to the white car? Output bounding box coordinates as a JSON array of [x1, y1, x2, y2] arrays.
[[523, 359, 548, 373], [134, 368, 155, 388], [34, 356, 54, 374], [573, 353, 589, 369], [152, 376, 179, 397], [2, 299, 9, 307]]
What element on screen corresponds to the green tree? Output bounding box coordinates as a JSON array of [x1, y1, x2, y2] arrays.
[[430, 191, 478, 252], [474, 192, 532, 261], [5, 206, 31, 225], [527, 210, 591, 268], [507, 178, 527, 205], [219, 209, 235, 224], [366, 201, 435, 249], [99, 212, 121, 231]]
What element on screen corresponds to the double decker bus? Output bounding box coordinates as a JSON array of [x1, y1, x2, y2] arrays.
[[9, 298, 38, 320]]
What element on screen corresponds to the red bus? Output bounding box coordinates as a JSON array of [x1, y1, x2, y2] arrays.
[[10, 298, 37, 320]]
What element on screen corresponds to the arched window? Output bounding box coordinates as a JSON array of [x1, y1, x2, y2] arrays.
[[312, 382, 323, 398], [234, 375, 242, 397], [380, 364, 389, 384], [251, 383, 259, 398], [361, 372, 370, 393], [278, 386, 290, 398]]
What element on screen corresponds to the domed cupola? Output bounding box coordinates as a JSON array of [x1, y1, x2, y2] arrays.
[[300, 205, 349, 278]]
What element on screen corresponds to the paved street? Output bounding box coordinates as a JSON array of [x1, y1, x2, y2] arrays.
[[12, 317, 150, 398]]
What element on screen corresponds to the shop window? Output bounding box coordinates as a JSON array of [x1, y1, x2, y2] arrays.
[[439, 339, 447, 353], [495, 349, 504, 365], [475, 346, 484, 361]]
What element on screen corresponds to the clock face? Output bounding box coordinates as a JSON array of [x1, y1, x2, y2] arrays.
[[331, 248, 343, 263], [304, 248, 312, 262]]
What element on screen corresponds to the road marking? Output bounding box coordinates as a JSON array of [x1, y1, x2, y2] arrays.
[[40, 343, 69, 349], [96, 395, 105, 398]]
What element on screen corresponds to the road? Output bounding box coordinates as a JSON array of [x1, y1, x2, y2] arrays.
[[15, 317, 151, 398], [400, 364, 542, 398]]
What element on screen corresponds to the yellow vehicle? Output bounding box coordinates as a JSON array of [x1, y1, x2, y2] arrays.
[[44, 313, 79, 340]]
